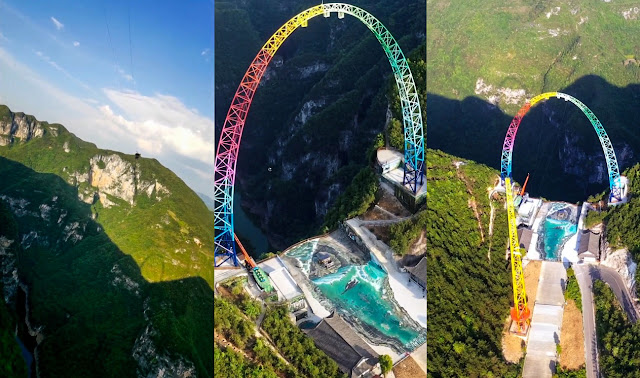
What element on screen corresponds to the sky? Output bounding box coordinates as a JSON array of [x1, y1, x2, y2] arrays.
[[0, 0, 215, 196]]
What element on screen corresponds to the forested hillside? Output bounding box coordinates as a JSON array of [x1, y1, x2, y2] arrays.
[[215, 0, 425, 248], [594, 280, 640, 378], [426, 149, 521, 377], [0, 107, 213, 376], [0, 201, 28, 377], [427, 0, 640, 202]]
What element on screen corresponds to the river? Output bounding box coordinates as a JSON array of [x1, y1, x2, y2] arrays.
[[233, 191, 269, 259]]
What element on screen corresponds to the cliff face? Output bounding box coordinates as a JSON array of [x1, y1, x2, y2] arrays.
[[0, 105, 213, 377], [215, 0, 426, 247], [0, 111, 45, 145]]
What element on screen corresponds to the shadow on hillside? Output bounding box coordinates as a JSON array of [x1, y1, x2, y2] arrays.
[[427, 75, 640, 202], [0, 157, 212, 377]]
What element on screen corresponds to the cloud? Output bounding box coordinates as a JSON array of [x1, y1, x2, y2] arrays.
[[50, 16, 64, 31], [99, 89, 215, 167], [73, 41, 80, 47], [201, 48, 212, 62], [0, 32, 7, 42], [0, 46, 98, 120], [0, 46, 213, 194], [115, 66, 134, 82], [33, 50, 92, 92]]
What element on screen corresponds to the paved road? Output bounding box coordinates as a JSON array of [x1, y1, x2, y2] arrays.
[[593, 265, 638, 322], [574, 264, 599, 378]]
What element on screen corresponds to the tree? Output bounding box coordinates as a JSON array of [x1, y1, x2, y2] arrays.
[[387, 118, 404, 150], [379, 355, 393, 377], [243, 298, 262, 320]]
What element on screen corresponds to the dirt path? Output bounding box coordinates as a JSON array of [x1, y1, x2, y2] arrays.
[[502, 330, 525, 363], [393, 356, 424, 378], [487, 200, 495, 260], [489, 200, 495, 237], [559, 299, 585, 370], [214, 331, 254, 361], [455, 164, 485, 242], [524, 261, 542, 305]]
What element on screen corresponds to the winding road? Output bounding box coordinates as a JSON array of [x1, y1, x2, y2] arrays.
[[573, 264, 599, 378], [574, 263, 639, 378]]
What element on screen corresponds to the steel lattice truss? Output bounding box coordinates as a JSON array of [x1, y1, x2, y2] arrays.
[[500, 92, 622, 202], [214, 3, 425, 266], [499, 92, 623, 331], [504, 177, 530, 332]]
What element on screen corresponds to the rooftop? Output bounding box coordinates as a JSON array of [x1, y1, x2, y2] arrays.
[[578, 230, 600, 257], [257, 257, 303, 301], [518, 227, 533, 251], [407, 257, 426, 288], [305, 311, 379, 376]]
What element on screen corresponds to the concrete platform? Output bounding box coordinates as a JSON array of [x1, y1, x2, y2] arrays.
[[382, 167, 426, 198]]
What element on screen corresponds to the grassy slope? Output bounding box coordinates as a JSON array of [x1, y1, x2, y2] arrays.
[[0, 108, 213, 376], [427, 0, 640, 202], [426, 149, 520, 377], [0, 105, 213, 287], [427, 0, 640, 108]]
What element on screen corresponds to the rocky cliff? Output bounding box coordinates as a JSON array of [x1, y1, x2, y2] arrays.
[[0, 105, 213, 377], [215, 0, 426, 248]]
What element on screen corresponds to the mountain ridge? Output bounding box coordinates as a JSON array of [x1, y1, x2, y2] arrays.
[[0, 105, 213, 376]]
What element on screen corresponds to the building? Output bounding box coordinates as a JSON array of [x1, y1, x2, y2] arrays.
[[305, 312, 379, 378], [577, 230, 601, 262], [258, 257, 306, 311], [517, 227, 533, 252], [517, 197, 542, 228], [407, 257, 426, 290], [316, 251, 335, 269]]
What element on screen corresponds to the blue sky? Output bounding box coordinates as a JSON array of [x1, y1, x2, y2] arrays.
[[0, 0, 215, 195]]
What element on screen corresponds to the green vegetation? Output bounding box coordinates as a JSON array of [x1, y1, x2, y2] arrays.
[[216, 0, 425, 247], [219, 277, 263, 321], [554, 367, 587, 378], [214, 344, 279, 378], [585, 209, 607, 229], [214, 296, 258, 350], [594, 280, 640, 377], [427, 0, 640, 203], [0, 108, 214, 376], [0, 202, 27, 377], [389, 211, 427, 255], [0, 114, 213, 287], [0, 286, 26, 378], [214, 297, 300, 378], [582, 164, 640, 296], [322, 167, 379, 231], [427, 149, 521, 377], [379, 354, 392, 376], [262, 306, 344, 378], [565, 267, 582, 311]]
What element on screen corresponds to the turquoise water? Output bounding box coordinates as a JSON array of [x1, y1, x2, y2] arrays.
[[285, 240, 318, 276], [542, 205, 577, 260], [312, 261, 423, 350]]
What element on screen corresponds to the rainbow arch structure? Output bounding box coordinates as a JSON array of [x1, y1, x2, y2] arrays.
[[500, 91, 625, 332], [214, 3, 425, 267]]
